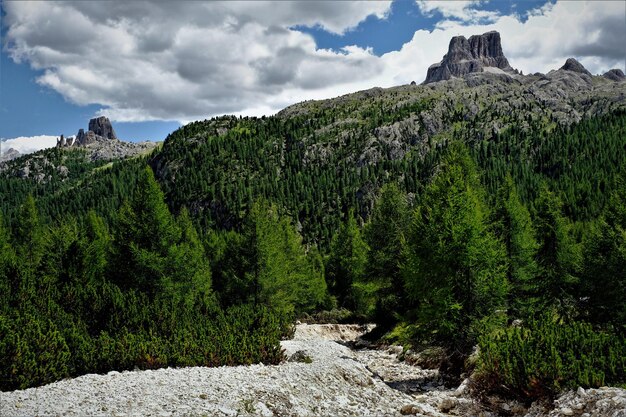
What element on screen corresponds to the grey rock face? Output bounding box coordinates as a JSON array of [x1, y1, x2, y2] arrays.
[[0, 147, 21, 163], [560, 58, 592, 76], [88, 116, 117, 140], [424, 31, 514, 84], [603, 68, 625, 81]]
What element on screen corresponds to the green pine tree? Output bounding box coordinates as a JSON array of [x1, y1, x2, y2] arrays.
[[534, 184, 581, 318], [493, 175, 539, 318], [326, 210, 370, 315], [364, 183, 410, 325], [403, 142, 508, 349]]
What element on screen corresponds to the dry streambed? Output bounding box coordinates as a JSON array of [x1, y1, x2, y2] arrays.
[[1, 324, 624, 417]]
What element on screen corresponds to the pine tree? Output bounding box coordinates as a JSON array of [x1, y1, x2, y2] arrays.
[[534, 185, 581, 317], [403, 142, 508, 349], [326, 210, 369, 314], [113, 167, 180, 295], [364, 183, 410, 325], [581, 175, 626, 329], [246, 201, 327, 314], [492, 175, 539, 318]]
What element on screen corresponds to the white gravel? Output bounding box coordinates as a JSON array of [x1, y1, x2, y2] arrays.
[[2, 324, 623, 417], [0, 324, 447, 417]]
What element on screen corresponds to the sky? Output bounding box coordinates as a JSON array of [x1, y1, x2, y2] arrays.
[[1, 0, 624, 155]]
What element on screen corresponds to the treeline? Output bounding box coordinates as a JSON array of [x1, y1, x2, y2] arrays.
[[0, 167, 328, 390]]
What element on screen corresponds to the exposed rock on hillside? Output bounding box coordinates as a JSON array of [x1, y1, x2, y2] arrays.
[[0, 147, 21, 163], [55, 116, 158, 161], [604, 68, 625, 82], [88, 116, 117, 140], [60, 116, 118, 147], [424, 31, 515, 84], [559, 58, 592, 76]]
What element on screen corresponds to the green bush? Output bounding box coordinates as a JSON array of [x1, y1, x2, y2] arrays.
[[476, 318, 626, 400], [0, 302, 291, 391]]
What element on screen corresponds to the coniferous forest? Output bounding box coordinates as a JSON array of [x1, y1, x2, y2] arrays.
[[1, 85, 625, 402]]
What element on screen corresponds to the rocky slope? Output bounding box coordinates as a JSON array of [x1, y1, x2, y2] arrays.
[[1, 324, 624, 417], [56, 116, 158, 159], [0, 117, 158, 183], [0, 147, 20, 163]]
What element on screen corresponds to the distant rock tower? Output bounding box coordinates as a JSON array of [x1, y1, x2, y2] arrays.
[[88, 116, 117, 140], [56, 116, 119, 148], [424, 31, 515, 84]]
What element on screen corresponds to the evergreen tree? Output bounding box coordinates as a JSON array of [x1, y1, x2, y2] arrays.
[[0, 215, 16, 314], [14, 195, 44, 276], [326, 210, 369, 314], [581, 175, 626, 329], [250, 202, 327, 314], [165, 208, 213, 308], [533, 185, 581, 317], [403, 143, 508, 349], [113, 167, 179, 295], [492, 175, 539, 318], [364, 183, 410, 325]]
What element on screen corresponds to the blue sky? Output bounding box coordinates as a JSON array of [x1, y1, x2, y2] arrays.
[[1, 0, 623, 153]]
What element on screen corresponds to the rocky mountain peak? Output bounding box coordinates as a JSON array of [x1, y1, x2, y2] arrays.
[[424, 31, 514, 84], [57, 116, 119, 148], [603, 68, 625, 82], [560, 58, 592, 76], [88, 116, 117, 140]]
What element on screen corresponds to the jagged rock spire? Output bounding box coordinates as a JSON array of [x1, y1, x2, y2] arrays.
[[424, 31, 514, 84]]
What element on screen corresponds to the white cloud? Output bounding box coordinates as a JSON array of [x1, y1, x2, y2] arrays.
[[415, 0, 499, 24], [0, 136, 58, 155], [2, 1, 624, 124]]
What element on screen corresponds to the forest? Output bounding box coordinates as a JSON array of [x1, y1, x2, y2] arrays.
[[0, 105, 625, 401]]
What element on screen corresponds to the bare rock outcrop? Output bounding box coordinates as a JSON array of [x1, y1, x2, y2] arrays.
[[0, 147, 21, 163], [603, 68, 625, 82], [88, 116, 117, 140], [424, 31, 515, 84], [559, 58, 592, 76]]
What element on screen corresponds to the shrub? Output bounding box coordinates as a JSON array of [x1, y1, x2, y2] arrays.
[[476, 318, 626, 401]]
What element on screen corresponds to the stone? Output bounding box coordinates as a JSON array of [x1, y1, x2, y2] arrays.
[[424, 31, 514, 83], [88, 116, 117, 140], [577, 387, 586, 397], [560, 406, 574, 416], [603, 68, 625, 82], [438, 397, 458, 412], [400, 404, 419, 415], [560, 58, 592, 76]]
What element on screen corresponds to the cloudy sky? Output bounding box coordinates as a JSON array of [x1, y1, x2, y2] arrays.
[[1, 0, 624, 154]]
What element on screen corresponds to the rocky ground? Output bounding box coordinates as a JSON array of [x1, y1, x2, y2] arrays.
[[1, 324, 624, 416]]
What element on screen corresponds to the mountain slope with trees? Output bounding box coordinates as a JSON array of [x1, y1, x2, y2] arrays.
[[1, 58, 625, 406]]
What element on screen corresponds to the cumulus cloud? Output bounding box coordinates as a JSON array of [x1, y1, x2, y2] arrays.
[[415, 0, 500, 24], [1, 136, 58, 155], [2, 1, 624, 124]]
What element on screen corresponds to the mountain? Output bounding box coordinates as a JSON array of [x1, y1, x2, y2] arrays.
[[1, 31, 625, 402], [0, 147, 21, 163], [1, 32, 625, 245]]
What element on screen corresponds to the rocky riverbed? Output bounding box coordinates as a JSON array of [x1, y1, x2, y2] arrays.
[[1, 324, 624, 416]]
